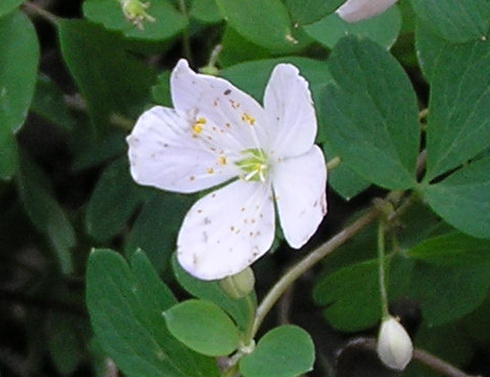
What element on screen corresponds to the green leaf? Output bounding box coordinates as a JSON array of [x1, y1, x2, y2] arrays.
[[425, 40, 490, 180], [83, 0, 187, 41], [16, 151, 75, 274], [321, 36, 420, 190], [86, 157, 145, 242], [216, 0, 304, 51], [314, 259, 381, 331], [58, 20, 155, 134], [423, 157, 490, 239], [326, 161, 370, 200], [164, 299, 240, 356], [218, 27, 271, 67], [190, 0, 222, 24], [409, 261, 490, 327], [0, 0, 25, 16], [410, 0, 490, 43], [304, 6, 402, 50], [0, 11, 39, 133], [86, 249, 219, 377], [126, 193, 194, 272], [0, 127, 18, 180], [239, 325, 315, 377], [131, 250, 177, 312], [221, 57, 332, 104], [408, 232, 490, 267], [285, 0, 344, 25], [46, 312, 84, 375], [31, 75, 75, 132], [414, 21, 448, 82], [171, 255, 254, 331]]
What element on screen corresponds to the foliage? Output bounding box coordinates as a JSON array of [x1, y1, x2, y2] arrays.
[[1, 1, 490, 377]]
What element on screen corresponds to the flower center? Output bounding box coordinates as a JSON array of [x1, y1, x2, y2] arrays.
[[236, 148, 269, 182]]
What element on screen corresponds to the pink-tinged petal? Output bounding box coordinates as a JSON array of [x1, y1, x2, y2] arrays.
[[127, 106, 239, 193], [264, 64, 317, 157], [177, 180, 275, 280], [336, 0, 398, 23], [272, 145, 327, 248], [171, 59, 269, 152]]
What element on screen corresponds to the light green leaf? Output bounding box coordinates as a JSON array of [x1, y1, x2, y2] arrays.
[[16, 151, 75, 274], [31, 75, 75, 131], [423, 157, 490, 239], [171, 255, 254, 331], [164, 299, 240, 356], [86, 249, 219, 377], [321, 36, 420, 189], [83, 0, 187, 41], [0, 0, 25, 16], [425, 40, 490, 180], [216, 0, 305, 51], [305, 6, 401, 50], [0, 11, 39, 133], [285, 0, 345, 25], [86, 157, 146, 242], [410, 0, 490, 43], [58, 20, 155, 134], [239, 325, 315, 377], [408, 232, 490, 267]]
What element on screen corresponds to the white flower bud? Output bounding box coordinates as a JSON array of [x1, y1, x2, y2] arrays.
[[220, 267, 255, 299], [376, 316, 413, 370], [336, 0, 399, 23]]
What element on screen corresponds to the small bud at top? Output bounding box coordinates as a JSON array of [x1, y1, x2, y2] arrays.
[[121, 0, 156, 30], [376, 316, 413, 371], [220, 267, 255, 299]]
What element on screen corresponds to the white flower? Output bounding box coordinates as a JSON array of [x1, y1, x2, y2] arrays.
[[336, 0, 399, 23], [127, 59, 327, 280], [377, 316, 413, 371]]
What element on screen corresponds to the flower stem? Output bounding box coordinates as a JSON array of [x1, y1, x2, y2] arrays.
[[413, 348, 481, 377], [23, 1, 59, 25], [177, 0, 192, 63], [252, 206, 381, 336], [377, 220, 390, 318]]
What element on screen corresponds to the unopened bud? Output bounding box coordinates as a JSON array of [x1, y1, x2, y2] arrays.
[[376, 316, 413, 370], [220, 267, 255, 299], [121, 0, 156, 30], [336, 0, 399, 23]]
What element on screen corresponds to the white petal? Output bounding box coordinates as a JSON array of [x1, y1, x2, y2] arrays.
[[377, 317, 413, 371], [272, 145, 327, 248], [177, 180, 275, 280], [171, 59, 269, 152], [264, 64, 317, 157], [127, 106, 239, 193], [336, 0, 398, 23]]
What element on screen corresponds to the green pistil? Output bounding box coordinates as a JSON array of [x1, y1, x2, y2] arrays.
[[236, 149, 269, 182]]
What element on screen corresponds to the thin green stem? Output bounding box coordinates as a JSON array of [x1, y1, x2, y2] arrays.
[[252, 207, 381, 336], [242, 294, 257, 346], [177, 0, 192, 63], [377, 221, 390, 318]]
